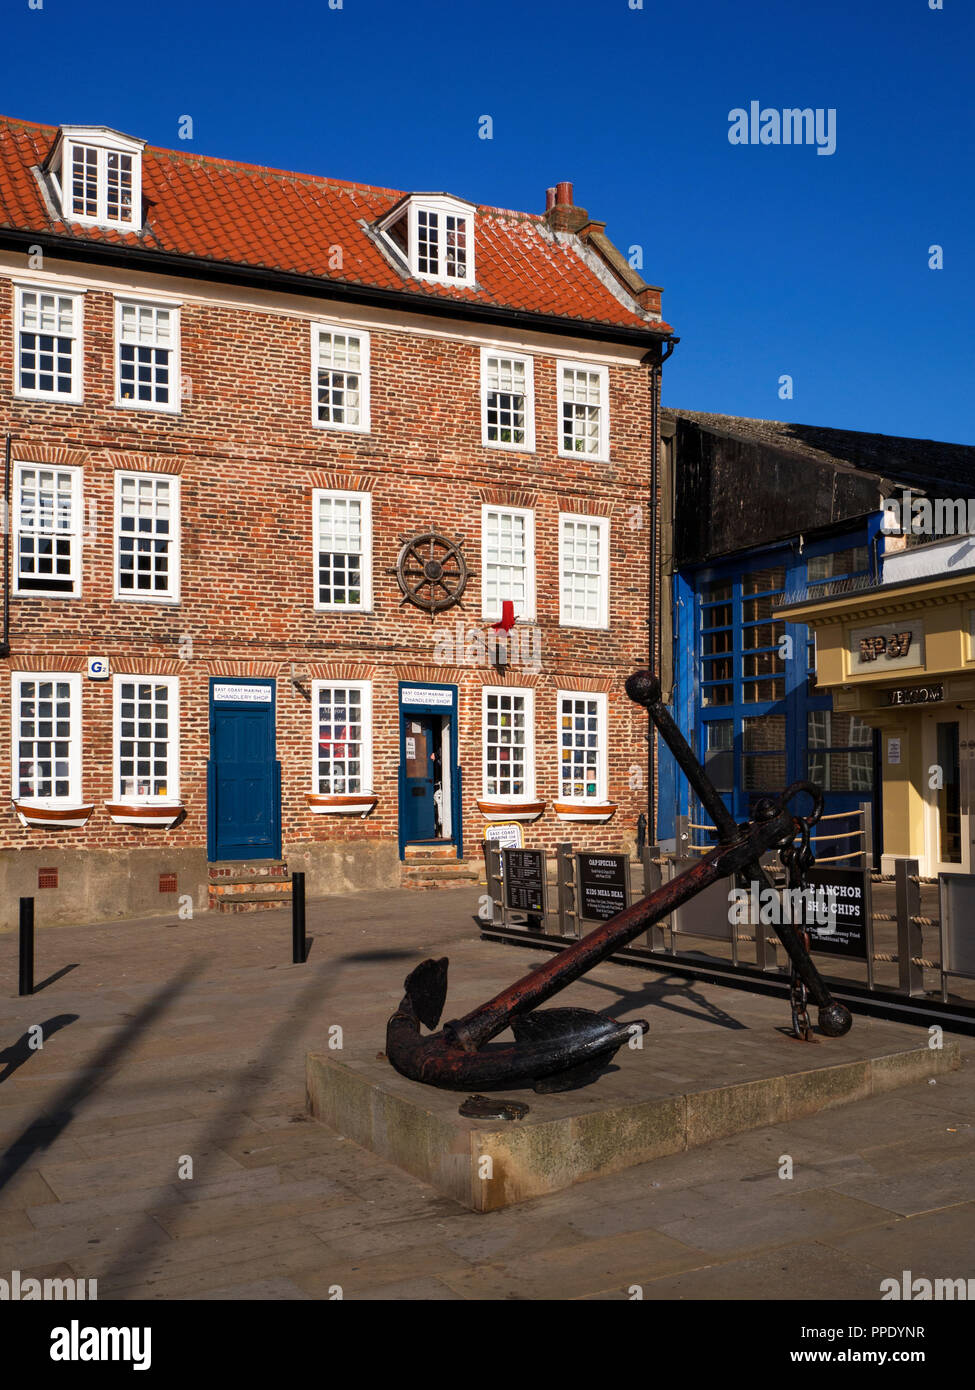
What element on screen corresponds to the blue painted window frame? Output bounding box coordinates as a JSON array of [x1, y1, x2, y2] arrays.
[[660, 519, 883, 858]]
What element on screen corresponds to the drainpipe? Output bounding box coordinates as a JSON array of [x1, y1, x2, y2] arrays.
[[1, 432, 11, 658], [647, 336, 678, 843]]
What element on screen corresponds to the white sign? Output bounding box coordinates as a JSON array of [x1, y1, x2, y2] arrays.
[[400, 685, 453, 707], [887, 737, 902, 766], [87, 656, 110, 680], [484, 821, 524, 851], [213, 683, 272, 703], [405, 736, 417, 760]]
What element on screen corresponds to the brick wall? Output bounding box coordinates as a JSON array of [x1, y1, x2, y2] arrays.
[[0, 268, 659, 917]]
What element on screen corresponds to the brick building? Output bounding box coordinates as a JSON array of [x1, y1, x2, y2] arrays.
[[0, 117, 676, 926]]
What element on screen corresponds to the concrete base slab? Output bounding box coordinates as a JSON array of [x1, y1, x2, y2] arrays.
[[307, 1025, 962, 1212]]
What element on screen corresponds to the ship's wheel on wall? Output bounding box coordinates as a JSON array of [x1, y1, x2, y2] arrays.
[[390, 531, 470, 617]]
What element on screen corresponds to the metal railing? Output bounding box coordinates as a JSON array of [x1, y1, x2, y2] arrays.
[[680, 800, 873, 867]]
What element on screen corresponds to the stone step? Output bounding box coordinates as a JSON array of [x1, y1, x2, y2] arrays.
[[402, 860, 479, 876], [402, 878, 482, 891], [210, 880, 293, 899], [212, 896, 293, 913], [208, 860, 290, 884], [403, 843, 457, 860], [401, 860, 482, 890]]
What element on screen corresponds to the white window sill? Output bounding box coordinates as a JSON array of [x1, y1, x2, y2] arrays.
[[311, 420, 371, 435], [481, 439, 536, 455], [13, 588, 82, 600], [412, 270, 476, 289], [558, 448, 609, 464], [14, 390, 84, 405], [113, 593, 180, 605], [64, 213, 142, 233], [113, 401, 182, 415]]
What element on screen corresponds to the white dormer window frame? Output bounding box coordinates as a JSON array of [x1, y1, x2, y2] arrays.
[[50, 127, 144, 232], [378, 194, 476, 287]]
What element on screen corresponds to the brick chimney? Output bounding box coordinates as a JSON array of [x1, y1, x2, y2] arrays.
[[546, 181, 588, 233]]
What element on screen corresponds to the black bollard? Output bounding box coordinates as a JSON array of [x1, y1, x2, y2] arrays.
[[291, 872, 306, 964], [19, 897, 34, 996]]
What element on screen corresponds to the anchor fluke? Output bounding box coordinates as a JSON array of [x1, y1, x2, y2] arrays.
[[402, 957, 449, 1031]]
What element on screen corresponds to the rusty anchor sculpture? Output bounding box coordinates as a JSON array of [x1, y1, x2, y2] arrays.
[[385, 670, 853, 1093]]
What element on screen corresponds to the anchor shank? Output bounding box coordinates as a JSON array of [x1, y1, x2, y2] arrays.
[[626, 669, 850, 1031], [447, 808, 795, 1052], [625, 670, 741, 845]]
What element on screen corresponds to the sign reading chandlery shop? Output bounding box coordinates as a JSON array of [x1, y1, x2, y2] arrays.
[[578, 853, 630, 922], [212, 683, 273, 703], [800, 865, 869, 960]]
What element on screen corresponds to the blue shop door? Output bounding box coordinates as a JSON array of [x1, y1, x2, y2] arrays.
[[209, 692, 280, 860], [403, 714, 438, 841]]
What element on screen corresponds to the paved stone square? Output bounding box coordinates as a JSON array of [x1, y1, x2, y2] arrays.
[[2, 887, 974, 1300]]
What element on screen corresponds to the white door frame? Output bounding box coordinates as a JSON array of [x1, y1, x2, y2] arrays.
[[922, 711, 972, 877]]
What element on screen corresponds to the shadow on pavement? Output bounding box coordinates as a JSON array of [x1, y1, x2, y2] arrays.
[[32, 963, 81, 993], [0, 1015, 79, 1085], [0, 960, 207, 1196]]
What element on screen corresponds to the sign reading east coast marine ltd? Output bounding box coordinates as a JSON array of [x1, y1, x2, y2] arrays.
[[400, 686, 454, 707], [484, 821, 524, 852], [212, 683, 272, 703]]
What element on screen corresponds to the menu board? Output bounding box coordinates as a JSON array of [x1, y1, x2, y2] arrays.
[[578, 853, 629, 922], [503, 849, 546, 915]]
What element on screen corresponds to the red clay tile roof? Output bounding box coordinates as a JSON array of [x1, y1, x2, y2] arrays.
[[0, 116, 669, 335]]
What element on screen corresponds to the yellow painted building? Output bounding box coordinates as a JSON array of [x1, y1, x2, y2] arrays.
[[779, 539, 975, 878]]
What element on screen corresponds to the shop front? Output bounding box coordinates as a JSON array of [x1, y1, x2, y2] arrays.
[[778, 558, 975, 878]]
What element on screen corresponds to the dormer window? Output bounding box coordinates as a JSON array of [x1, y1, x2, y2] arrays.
[[47, 126, 145, 232], [378, 194, 476, 287]]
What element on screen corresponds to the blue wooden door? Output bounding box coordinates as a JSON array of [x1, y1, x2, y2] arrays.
[[403, 714, 438, 841], [208, 683, 280, 860]]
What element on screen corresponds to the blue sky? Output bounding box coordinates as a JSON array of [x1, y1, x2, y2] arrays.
[[4, 0, 972, 444]]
